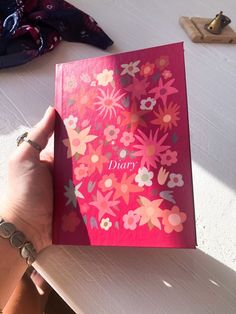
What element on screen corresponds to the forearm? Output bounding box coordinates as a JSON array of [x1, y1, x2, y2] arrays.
[[0, 237, 27, 310], [0, 205, 40, 310]]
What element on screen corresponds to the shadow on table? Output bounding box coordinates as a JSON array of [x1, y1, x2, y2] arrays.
[[62, 246, 235, 313]]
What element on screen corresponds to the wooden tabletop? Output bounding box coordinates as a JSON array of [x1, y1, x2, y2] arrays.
[[0, 0, 236, 313]]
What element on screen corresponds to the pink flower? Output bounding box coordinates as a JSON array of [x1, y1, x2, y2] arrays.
[[167, 173, 184, 188], [120, 131, 135, 147], [162, 206, 187, 233], [89, 190, 120, 221], [134, 129, 170, 169], [98, 174, 118, 192], [160, 150, 177, 166], [149, 78, 178, 105], [74, 164, 88, 180], [162, 70, 172, 80], [104, 125, 120, 142], [62, 211, 80, 232], [123, 210, 140, 230]]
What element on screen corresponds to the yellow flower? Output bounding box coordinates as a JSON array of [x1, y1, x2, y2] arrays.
[[96, 69, 114, 86]]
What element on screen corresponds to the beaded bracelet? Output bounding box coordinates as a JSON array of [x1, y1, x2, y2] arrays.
[[0, 216, 37, 265]]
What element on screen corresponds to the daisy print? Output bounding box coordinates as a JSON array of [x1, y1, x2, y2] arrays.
[[94, 88, 126, 119], [135, 167, 154, 187], [121, 60, 140, 77]]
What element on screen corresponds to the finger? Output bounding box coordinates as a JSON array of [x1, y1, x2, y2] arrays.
[[18, 107, 55, 160]]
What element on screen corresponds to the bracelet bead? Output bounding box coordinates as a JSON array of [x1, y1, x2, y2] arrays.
[[0, 216, 37, 265]]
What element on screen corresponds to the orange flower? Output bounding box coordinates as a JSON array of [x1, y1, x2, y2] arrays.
[[162, 206, 187, 233], [98, 174, 118, 192], [63, 126, 97, 159], [140, 62, 155, 77], [78, 144, 109, 175], [134, 196, 163, 230], [155, 56, 169, 70], [151, 102, 180, 132], [113, 173, 144, 204], [121, 100, 149, 132]]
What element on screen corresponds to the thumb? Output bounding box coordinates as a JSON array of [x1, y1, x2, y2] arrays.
[[17, 107, 55, 159]]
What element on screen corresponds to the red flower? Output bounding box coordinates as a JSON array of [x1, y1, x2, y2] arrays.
[[62, 211, 80, 232], [140, 62, 155, 77]]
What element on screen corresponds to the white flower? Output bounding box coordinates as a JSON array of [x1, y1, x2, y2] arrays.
[[140, 97, 156, 110], [75, 182, 85, 199], [100, 217, 112, 231], [167, 173, 184, 188], [135, 167, 154, 187], [63, 115, 78, 129], [80, 73, 91, 83], [121, 60, 140, 77], [96, 69, 114, 86]]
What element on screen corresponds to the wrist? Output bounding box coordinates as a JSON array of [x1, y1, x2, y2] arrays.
[[0, 204, 44, 253]]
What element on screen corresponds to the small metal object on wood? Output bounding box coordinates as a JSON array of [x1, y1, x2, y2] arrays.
[[179, 15, 236, 43]]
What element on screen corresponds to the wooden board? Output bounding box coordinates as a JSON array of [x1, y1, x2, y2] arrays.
[[180, 16, 236, 43]]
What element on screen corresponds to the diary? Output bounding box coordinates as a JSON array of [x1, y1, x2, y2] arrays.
[[53, 42, 196, 247]]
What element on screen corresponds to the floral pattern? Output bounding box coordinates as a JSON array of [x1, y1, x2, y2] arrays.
[[161, 206, 187, 233], [123, 211, 140, 230], [62, 211, 80, 232], [134, 196, 163, 230], [98, 174, 117, 192], [74, 164, 88, 181], [90, 190, 120, 220], [57, 43, 193, 245], [140, 62, 155, 77], [135, 167, 154, 187], [94, 88, 126, 119], [151, 102, 180, 132], [121, 60, 140, 77], [134, 129, 170, 169], [167, 173, 184, 188], [120, 131, 135, 146], [96, 69, 114, 86], [79, 144, 109, 175], [160, 150, 178, 166], [149, 78, 178, 105], [100, 217, 112, 230], [64, 115, 78, 129], [63, 126, 97, 158], [64, 75, 77, 92], [140, 97, 156, 110], [104, 125, 120, 142]]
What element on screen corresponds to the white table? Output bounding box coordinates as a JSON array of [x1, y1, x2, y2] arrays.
[[0, 1, 236, 313]]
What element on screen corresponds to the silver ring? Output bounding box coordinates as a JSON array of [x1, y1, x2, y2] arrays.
[[17, 132, 42, 152]]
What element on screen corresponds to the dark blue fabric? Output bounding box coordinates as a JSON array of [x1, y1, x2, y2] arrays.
[[0, 0, 113, 69]]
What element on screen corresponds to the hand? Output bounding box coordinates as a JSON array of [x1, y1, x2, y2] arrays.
[[1, 107, 55, 253]]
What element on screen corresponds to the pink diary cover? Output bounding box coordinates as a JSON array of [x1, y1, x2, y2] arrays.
[[53, 42, 196, 248]]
